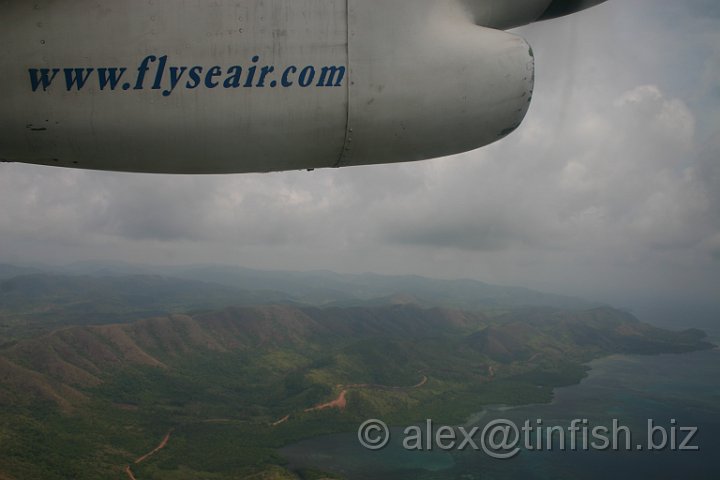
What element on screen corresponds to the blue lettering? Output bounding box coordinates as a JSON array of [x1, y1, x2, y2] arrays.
[[256, 66, 274, 87], [152, 55, 168, 90], [135, 55, 156, 90], [186, 66, 203, 89], [28, 68, 59, 92], [97, 67, 127, 91], [223, 66, 243, 89], [64, 68, 94, 91], [205, 66, 222, 88], [244, 55, 260, 88], [282, 66, 297, 87], [28, 55, 347, 93], [317, 66, 346, 87], [299, 66, 315, 87], [163, 66, 187, 97]]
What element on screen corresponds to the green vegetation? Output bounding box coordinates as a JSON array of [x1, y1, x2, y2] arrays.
[[0, 273, 294, 343], [0, 264, 596, 343], [0, 267, 713, 479]]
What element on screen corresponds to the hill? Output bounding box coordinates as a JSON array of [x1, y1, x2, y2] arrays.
[[0, 262, 598, 342], [0, 273, 295, 342], [0, 303, 712, 480]]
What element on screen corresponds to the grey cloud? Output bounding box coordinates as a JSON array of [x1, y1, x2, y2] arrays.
[[379, 84, 710, 255], [0, 0, 719, 310]]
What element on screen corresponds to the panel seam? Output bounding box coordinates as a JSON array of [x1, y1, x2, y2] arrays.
[[335, 0, 352, 168]]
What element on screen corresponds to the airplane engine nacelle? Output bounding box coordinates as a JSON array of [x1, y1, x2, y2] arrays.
[[0, 0, 535, 174], [342, 1, 534, 170], [460, 0, 609, 30]]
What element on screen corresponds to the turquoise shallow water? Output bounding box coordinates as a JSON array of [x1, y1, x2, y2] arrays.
[[281, 347, 720, 479]]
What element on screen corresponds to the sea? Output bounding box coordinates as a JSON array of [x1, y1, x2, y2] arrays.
[[282, 337, 720, 479]]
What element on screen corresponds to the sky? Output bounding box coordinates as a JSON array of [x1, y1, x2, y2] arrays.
[[1, 0, 718, 321]]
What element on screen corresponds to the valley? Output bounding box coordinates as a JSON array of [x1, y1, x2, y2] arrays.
[[0, 266, 713, 479]]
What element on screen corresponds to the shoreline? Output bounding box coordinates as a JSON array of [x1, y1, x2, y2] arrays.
[[280, 347, 720, 478]]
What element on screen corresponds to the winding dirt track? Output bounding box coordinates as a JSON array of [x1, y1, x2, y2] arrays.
[[299, 375, 429, 416], [271, 414, 291, 426], [124, 465, 138, 480], [134, 429, 173, 464], [124, 429, 173, 480], [343, 375, 428, 391], [270, 375, 431, 427], [304, 389, 348, 412], [122, 375, 431, 478]]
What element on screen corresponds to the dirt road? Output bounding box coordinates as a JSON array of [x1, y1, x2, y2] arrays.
[[124, 429, 174, 479]]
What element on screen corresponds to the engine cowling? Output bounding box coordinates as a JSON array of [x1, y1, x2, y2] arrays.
[[0, 0, 535, 174], [459, 0, 609, 29], [340, 0, 535, 168], [537, 0, 609, 22]]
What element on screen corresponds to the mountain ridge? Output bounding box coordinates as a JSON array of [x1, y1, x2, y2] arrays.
[[0, 303, 711, 412]]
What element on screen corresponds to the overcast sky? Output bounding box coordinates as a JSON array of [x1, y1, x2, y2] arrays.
[[1, 0, 718, 318]]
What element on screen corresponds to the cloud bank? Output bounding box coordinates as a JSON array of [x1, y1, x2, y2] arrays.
[[1, 0, 718, 314]]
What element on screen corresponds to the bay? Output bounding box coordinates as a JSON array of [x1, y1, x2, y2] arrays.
[[281, 347, 720, 479]]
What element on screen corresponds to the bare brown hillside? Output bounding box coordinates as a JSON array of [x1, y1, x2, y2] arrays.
[[0, 304, 487, 408]]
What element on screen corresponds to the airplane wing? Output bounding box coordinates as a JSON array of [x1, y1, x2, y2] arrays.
[[0, 0, 608, 174]]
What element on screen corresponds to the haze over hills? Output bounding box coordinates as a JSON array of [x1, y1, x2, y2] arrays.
[[2, 304, 709, 408], [0, 263, 596, 346], [0, 262, 597, 342], [0, 273, 296, 342], [0, 262, 714, 479], [0, 304, 713, 479]]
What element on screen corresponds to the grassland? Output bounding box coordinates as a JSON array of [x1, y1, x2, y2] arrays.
[[0, 300, 712, 479]]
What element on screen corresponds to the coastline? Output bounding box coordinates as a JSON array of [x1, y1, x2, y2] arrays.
[[280, 346, 720, 479]]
